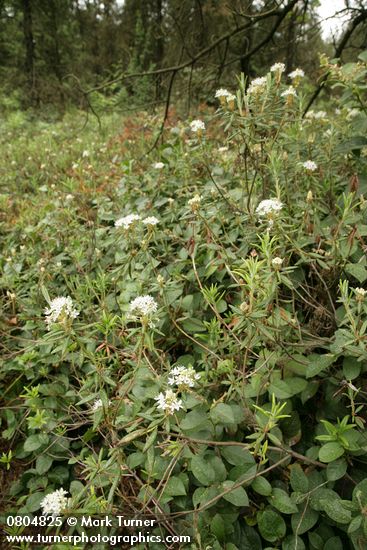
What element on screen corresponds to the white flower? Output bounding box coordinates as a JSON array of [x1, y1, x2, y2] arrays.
[[270, 62, 286, 73], [129, 295, 158, 317], [143, 216, 159, 226], [155, 389, 183, 415], [82, 150, 90, 158], [65, 194, 73, 200], [226, 93, 236, 103], [40, 488, 68, 516], [92, 398, 111, 411], [168, 365, 200, 388], [256, 199, 283, 217], [281, 86, 297, 98], [247, 77, 267, 95], [218, 146, 229, 153], [355, 287, 367, 301], [305, 110, 327, 120], [153, 162, 165, 169], [272, 257, 284, 270], [190, 120, 205, 132], [115, 214, 141, 229], [188, 194, 202, 211], [347, 108, 360, 120], [215, 88, 230, 99], [314, 110, 327, 119], [44, 297, 79, 330], [302, 160, 318, 171], [289, 68, 305, 79]]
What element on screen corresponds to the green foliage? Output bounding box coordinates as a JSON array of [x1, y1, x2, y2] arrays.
[[2, 54, 367, 548]]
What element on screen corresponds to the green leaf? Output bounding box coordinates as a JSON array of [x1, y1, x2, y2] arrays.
[[25, 492, 44, 513], [258, 509, 286, 542], [326, 458, 347, 481], [306, 354, 335, 378], [308, 531, 323, 549], [343, 357, 361, 380], [282, 535, 305, 550], [211, 514, 226, 542], [210, 403, 235, 425], [320, 498, 351, 524], [291, 507, 318, 535], [36, 455, 53, 475], [290, 464, 309, 493], [353, 479, 367, 507], [180, 409, 208, 431], [221, 445, 254, 466], [24, 434, 49, 452], [221, 481, 249, 507], [318, 442, 344, 463], [345, 263, 367, 284], [251, 476, 272, 496], [191, 455, 216, 486], [323, 537, 344, 550], [269, 488, 298, 514], [163, 476, 186, 497], [181, 318, 206, 333]]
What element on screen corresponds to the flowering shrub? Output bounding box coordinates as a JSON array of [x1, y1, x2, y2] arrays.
[[1, 51, 367, 548]]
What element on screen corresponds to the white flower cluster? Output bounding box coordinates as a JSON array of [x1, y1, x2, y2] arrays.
[[215, 88, 230, 99], [305, 110, 327, 120], [44, 297, 79, 330], [155, 389, 183, 415], [281, 86, 297, 99], [115, 214, 141, 229], [188, 194, 202, 211], [256, 199, 283, 217], [168, 365, 201, 388], [302, 160, 318, 171], [115, 214, 159, 230], [289, 68, 305, 79], [129, 295, 158, 317], [355, 287, 367, 300], [270, 62, 286, 73], [272, 257, 284, 270], [153, 162, 165, 169], [247, 76, 267, 95], [190, 120, 205, 132], [40, 488, 68, 516], [143, 216, 159, 226]]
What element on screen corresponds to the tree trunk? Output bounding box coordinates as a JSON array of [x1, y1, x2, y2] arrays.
[[22, 0, 37, 103]]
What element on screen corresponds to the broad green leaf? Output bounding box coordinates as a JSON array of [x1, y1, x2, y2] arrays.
[[343, 356, 361, 380], [291, 507, 318, 535], [290, 464, 309, 493], [191, 455, 216, 486], [258, 509, 286, 542], [326, 458, 347, 481], [251, 476, 272, 496], [162, 476, 187, 497], [320, 498, 351, 524], [282, 534, 305, 550], [24, 434, 49, 453], [210, 403, 235, 425], [36, 455, 53, 475], [269, 488, 298, 514], [323, 536, 344, 550], [221, 481, 249, 507], [221, 445, 254, 466], [318, 442, 344, 463], [306, 354, 335, 378], [211, 514, 226, 542]]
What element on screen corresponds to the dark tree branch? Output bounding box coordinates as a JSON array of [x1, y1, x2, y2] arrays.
[[303, 8, 367, 115]]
